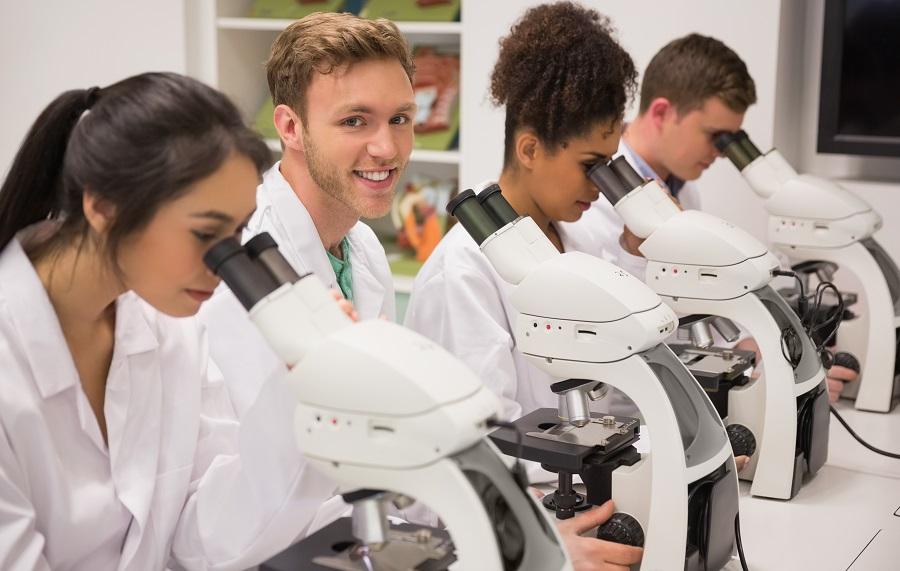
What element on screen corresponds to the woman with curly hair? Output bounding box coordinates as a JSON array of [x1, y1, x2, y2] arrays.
[[405, 3, 643, 569]]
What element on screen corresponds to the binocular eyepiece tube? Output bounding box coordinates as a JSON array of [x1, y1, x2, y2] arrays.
[[713, 130, 763, 171], [447, 184, 520, 245], [244, 233, 302, 285], [203, 232, 302, 311], [587, 155, 646, 206]]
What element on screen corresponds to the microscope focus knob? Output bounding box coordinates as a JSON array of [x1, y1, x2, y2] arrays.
[[833, 351, 861, 374], [726, 424, 757, 458], [596, 513, 644, 547]]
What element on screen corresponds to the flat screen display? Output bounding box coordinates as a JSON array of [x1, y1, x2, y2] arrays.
[[818, 0, 900, 157]]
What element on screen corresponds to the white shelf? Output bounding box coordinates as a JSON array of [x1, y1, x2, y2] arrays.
[[217, 17, 461, 36], [264, 140, 459, 165], [410, 149, 459, 164]]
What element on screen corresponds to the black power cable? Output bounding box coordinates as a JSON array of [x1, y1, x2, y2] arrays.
[[735, 513, 750, 571], [829, 406, 900, 459], [774, 269, 900, 460]]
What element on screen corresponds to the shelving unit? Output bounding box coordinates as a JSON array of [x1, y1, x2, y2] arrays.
[[186, 1, 461, 164], [186, 1, 462, 311]]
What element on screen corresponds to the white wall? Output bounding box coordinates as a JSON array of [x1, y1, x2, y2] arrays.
[[0, 0, 187, 177], [460, 0, 900, 261]]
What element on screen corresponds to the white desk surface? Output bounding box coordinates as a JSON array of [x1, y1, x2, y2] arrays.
[[737, 465, 899, 570], [733, 397, 900, 570]]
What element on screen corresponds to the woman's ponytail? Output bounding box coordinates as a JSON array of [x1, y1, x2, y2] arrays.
[[0, 88, 97, 251]]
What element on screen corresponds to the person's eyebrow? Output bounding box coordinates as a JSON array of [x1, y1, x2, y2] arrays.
[[337, 104, 374, 115], [337, 102, 417, 115], [190, 210, 234, 223]]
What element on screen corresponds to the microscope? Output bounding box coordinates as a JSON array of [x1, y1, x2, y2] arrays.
[[448, 185, 740, 570], [203, 233, 572, 571], [716, 130, 900, 413], [588, 157, 830, 501]]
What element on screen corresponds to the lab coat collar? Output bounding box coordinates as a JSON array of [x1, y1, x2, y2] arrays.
[[0, 240, 160, 401], [0, 238, 79, 399], [253, 163, 386, 313], [346, 231, 386, 319], [254, 163, 336, 287]]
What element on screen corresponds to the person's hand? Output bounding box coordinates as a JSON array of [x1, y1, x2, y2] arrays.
[[734, 455, 750, 472], [825, 364, 858, 403], [329, 289, 358, 321], [619, 226, 645, 257], [556, 500, 643, 571]]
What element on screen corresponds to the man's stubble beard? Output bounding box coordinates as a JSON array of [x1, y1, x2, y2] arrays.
[[303, 129, 407, 219]]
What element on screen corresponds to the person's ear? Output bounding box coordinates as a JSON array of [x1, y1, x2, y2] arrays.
[[514, 130, 541, 171], [273, 103, 305, 152], [83, 190, 115, 235], [646, 97, 676, 130]]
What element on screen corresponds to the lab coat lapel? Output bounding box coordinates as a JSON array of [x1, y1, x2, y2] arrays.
[[0, 239, 80, 398], [107, 294, 162, 569], [253, 165, 337, 289], [346, 228, 386, 318]]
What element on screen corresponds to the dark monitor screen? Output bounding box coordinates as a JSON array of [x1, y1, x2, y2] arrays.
[[818, 0, 900, 157]]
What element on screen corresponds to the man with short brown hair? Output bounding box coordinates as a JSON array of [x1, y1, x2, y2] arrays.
[[203, 12, 417, 413], [590, 33, 856, 405], [591, 33, 756, 277]]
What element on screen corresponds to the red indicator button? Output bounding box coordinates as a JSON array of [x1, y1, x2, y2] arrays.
[[546, 324, 551, 330], [673, 268, 679, 274]]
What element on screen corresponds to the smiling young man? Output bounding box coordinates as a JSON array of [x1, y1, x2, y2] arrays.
[[590, 33, 756, 279], [200, 13, 414, 415]]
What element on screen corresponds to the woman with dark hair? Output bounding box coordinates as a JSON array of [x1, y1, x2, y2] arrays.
[[405, 3, 643, 568], [0, 72, 336, 569]]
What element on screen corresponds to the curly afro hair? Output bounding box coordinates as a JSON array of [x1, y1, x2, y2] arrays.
[[490, 2, 637, 167]]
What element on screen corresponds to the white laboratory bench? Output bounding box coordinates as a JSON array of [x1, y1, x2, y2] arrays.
[[732, 395, 900, 570]]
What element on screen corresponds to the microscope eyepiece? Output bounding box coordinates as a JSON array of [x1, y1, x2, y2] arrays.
[[478, 184, 519, 226], [609, 156, 646, 191], [447, 188, 503, 245], [714, 130, 761, 171], [245, 232, 301, 285], [204, 236, 282, 311], [243, 232, 278, 258], [587, 162, 631, 206], [203, 236, 245, 275]]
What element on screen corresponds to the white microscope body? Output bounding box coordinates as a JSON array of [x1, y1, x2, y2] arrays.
[[717, 130, 900, 412], [449, 186, 740, 570], [588, 158, 830, 500], [203, 234, 572, 571]]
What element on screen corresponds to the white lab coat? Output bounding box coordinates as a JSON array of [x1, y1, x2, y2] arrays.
[[199, 162, 395, 419], [589, 139, 701, 281], [404, 203, 638, 480], [0, 238, 335, 570]]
